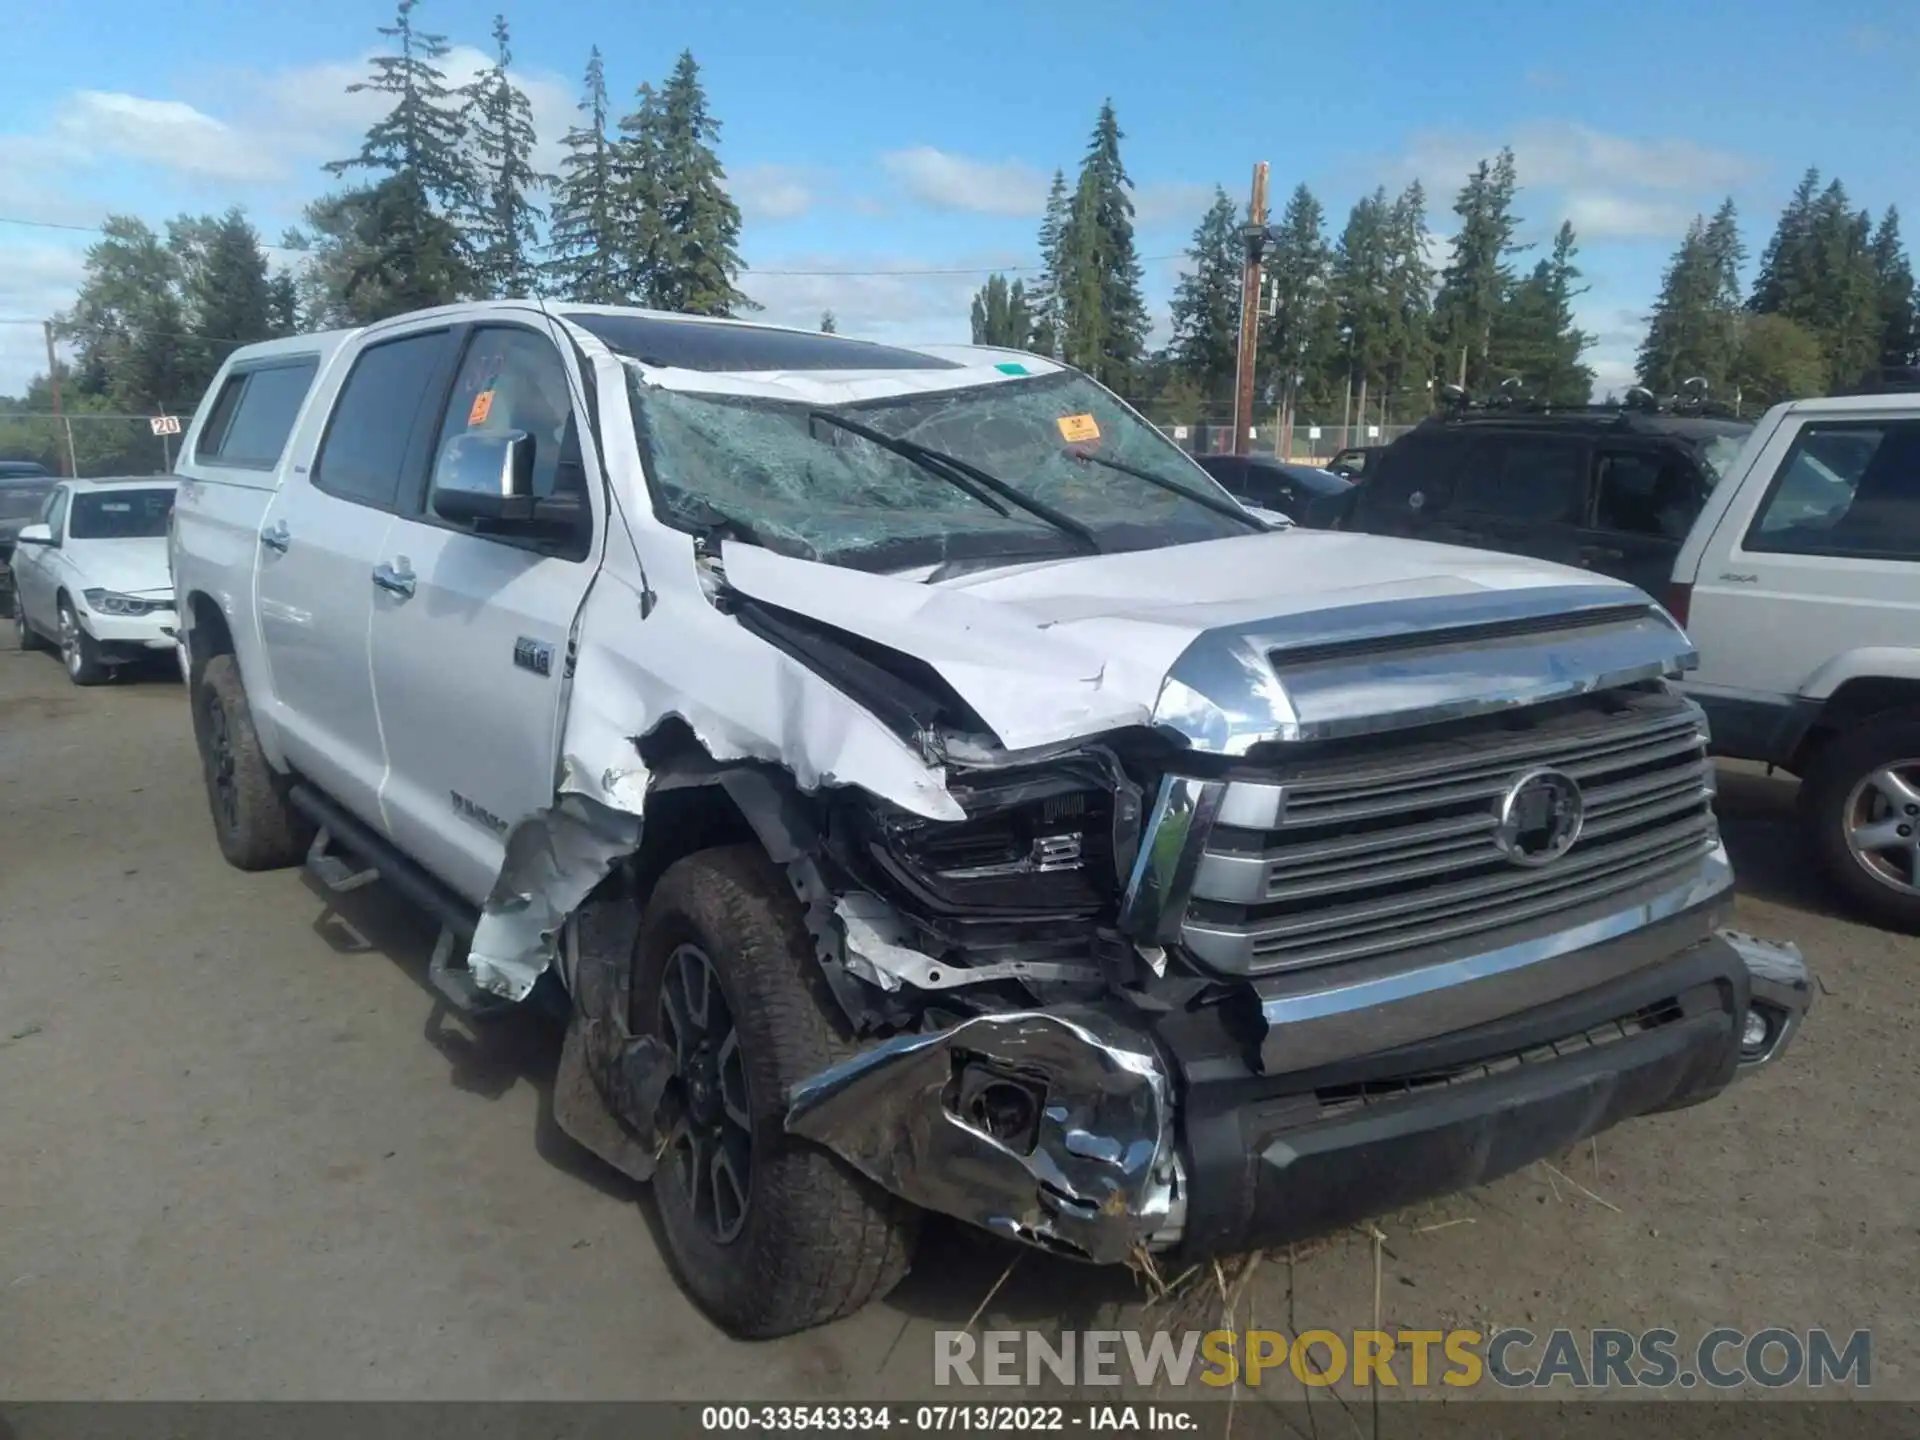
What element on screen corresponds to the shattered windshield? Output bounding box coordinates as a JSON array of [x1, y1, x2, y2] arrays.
[[626, 367, 1254, 571]]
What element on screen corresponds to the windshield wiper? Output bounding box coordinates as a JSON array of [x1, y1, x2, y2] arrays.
[[809, 410, 1103, 555], [1062, 449, 1268, 532]]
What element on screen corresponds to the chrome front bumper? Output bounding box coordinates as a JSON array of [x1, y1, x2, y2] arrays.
[[786, 892, 1812, 1263]]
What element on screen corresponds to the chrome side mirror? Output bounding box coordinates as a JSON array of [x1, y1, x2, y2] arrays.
[[431, 430, 535, 524]]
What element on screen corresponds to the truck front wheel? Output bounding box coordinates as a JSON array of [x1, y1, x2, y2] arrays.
[[633, 846, 917, 1338], [1802, 715, 1920, 932], [191, 654, 314, 871]]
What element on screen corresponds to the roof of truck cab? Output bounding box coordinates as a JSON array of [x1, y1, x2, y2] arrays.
[[217, 329, 354, 369], [323, 299, 1064, 381], [62, 475, 180, 490]]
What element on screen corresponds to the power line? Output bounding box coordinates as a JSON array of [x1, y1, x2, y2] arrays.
[[0, 213, 1183, 279]]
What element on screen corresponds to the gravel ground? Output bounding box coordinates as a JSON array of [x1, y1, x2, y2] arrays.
[[1, 635, 1914, 1404]]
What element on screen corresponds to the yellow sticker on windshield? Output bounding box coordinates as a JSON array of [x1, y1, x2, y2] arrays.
[[468, 389, 495, 426], [1056, 413, 1100, 444]]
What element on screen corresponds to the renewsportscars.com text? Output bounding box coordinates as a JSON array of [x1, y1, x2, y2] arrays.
[[934, 1327, 1871, 1390]]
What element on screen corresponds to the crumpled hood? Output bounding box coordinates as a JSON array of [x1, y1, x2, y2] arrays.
[[67, 536, 173, 599], [719, 531, 1670, 754]]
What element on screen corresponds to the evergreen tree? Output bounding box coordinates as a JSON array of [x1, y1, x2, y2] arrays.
[[1434, 148, 1525, 390], [547, 48, 627, 303], [819, 311, 837, 334], [176, 208, 276, 395], [266, 272, 301, 336], [1166, 187, 1243, 408], [1871, 207, 1917, 368], [1381, 181, 1436, 419], [326, 0, 474, 213], [1331, 188, 1396, 423], [1057, 102, 1147, 387], [1496, 221, 1593, 403], [1749, 168, 1821, 318], [287, 177, 474, 326], [1638, 217, 1723, 392], [970, 274, 1033, 349], [1260, 183, 1337, 421], [1028, 170, 1071, 357], [460, 16, 547, 298], [616, 52, 753, 315]]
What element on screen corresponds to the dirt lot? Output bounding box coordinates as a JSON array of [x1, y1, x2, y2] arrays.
[[1, 633, 1915, 1405]]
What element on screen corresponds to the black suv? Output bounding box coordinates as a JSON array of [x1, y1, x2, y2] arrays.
[[1343, 400, 1752, 596]]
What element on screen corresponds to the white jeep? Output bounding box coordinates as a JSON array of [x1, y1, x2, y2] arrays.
[[1669, 386, 1920, 929]]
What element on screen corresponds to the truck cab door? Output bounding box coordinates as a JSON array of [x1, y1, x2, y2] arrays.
[[253, 327, 460, 831], [368, 323, 603, 905]]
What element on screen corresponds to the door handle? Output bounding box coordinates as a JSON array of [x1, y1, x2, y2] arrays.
[[260, 520, 289, 554], [371, 560, 416, 600]]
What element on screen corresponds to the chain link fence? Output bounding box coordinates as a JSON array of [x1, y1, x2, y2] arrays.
[[0, 413, 180, 479]]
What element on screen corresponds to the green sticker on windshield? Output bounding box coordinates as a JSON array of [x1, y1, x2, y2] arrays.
[[995, 362, 1028, 375]]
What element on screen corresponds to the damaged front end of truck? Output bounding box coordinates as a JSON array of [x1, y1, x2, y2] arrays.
[[490, 553, 1812, 1272]]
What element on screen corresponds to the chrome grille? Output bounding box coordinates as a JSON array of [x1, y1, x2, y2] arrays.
[[1181, 690, 1717, 975]]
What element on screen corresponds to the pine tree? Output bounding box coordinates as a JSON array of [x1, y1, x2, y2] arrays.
[[1497, 221, 1593, 403], [616, 52, 753, 315], [819, 311, 837, 334], [1730, 313, 1827, 409], [460, 16, 547, 298], [1638, 217, 1723, 392], [1434, 148, 1525, 390], [1382, 181, 1435, 419], [970, 274, 1033, 349], [1750, 168, 1821, 317], [1331, 189, 1396, 424], [1028, 171, 1071, 357], [287, 178, 474, 326], [1871, 206, 1916, 368], [326, 0, 474, 213], [1260, 183, 1336, 423], [1057, 102, 1147, 387], [180, 208, 276, 395], [547, 48, 627, 303], [266, 272, 300, 336], [1166, 187, 1243, 409]]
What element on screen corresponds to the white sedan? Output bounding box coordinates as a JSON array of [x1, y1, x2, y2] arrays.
[[11, 477, 180, 686]]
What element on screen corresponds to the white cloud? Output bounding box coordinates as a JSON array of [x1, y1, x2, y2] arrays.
[[1396, 121, 1760, 248], [729, 164, 816, 222], [881, 147, 1050, 217], [1560, 192, 1701, 241], [0, 242, 90, 393], [52, 91, 286, 184], [744, 250, 1026, 343]]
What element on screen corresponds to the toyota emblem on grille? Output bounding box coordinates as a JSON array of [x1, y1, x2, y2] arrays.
[[1493, 767, 1585, 867]]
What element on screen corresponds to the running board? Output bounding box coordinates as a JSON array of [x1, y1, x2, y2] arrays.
[[288, 785, 510, 1019]]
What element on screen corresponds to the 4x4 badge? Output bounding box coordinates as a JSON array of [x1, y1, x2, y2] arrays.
[[1493, 768, 1585, 867], [513, 636, 554, 677]]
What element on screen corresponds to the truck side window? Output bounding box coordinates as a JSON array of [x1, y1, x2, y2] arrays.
[[427, 327, 584, 520], [1594, 450, 1698, 539], [1747, 419, 1920, 560], [312, 332, 452, 510], [197, 360, 319, 469]]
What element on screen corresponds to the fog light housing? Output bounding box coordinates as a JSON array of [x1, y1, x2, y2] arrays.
[[1741, 1007, 1772, 1056]]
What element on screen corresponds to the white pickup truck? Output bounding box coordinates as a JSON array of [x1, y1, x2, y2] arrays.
[[170, 300, 1810, 1338]]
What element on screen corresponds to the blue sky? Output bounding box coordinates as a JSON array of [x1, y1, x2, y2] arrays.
[[2, 0, 1915, 401]]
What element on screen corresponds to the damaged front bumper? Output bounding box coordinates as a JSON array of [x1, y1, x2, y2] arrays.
[[785, 920, 1812, 1263]]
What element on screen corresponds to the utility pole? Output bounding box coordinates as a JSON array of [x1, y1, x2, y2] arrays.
[[1231, 162, 1270, 458], [43, 320, 76, 478]]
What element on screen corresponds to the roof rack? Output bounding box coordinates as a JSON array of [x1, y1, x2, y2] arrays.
[[1426, 375, 1740, 425]]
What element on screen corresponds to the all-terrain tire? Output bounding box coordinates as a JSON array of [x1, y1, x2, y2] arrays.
[[192, 653, 314, 871], [634, 845, 917, 1338], [1800, 714, 1920, 933], [57, 598, 111, 686]]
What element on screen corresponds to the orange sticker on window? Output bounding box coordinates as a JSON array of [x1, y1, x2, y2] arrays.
[[1056, 413, 1100, 444], [468, 390, 495, 426]]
